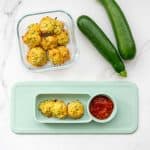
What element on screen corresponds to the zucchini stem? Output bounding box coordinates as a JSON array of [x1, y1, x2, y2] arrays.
[[119, 71, 127, 77]]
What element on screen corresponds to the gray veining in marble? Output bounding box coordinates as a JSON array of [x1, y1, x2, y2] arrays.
[[0, 0, 22, 108]]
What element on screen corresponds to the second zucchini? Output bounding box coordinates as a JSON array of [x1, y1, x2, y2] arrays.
[[98, 0, 136, 60]]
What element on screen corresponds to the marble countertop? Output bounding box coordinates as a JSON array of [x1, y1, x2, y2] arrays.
[[0, 0, 150, 149]]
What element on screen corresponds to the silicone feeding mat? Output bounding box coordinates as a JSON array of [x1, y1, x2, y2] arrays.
[[11, 81, 138, 134]]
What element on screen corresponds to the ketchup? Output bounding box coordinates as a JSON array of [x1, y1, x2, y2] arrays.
[[89, 95, 114, 120]]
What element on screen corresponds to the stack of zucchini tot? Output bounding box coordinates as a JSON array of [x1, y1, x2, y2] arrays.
[[77, 0, 136, 77]]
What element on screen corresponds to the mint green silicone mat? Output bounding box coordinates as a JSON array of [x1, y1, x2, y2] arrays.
[[11, 81, 138, 134]]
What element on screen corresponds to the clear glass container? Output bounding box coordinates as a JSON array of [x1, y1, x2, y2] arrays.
[[17, 10, 78, 72]]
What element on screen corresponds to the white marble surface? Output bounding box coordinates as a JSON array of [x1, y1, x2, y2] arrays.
[[0, 0, 150, 149]]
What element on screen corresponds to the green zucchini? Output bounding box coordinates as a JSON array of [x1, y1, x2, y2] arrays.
[[77, 15, 127, 77], [98, 0, 136, 60]]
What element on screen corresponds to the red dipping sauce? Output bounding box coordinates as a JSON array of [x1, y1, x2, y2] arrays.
[[89, 95, 114, 120]]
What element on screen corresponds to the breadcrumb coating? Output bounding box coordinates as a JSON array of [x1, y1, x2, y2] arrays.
[[27, 47, 47, 66], [53, 19, 64, 35], [57, 30, 69, 46], [48, 46, 70, 65], [22, 31, 41, 48], [51, 100, 67, 119], [41, 36, 57, 50], [67, 100, 84, 119], [39, 16, 55, 34], [38, 100, 55, 117]]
